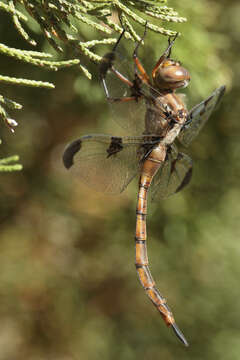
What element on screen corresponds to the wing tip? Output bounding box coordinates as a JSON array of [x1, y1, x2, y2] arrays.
[[62, 139, 81, 169]]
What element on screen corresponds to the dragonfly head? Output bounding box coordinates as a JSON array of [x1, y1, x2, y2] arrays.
[[153, 59, 190, 91]]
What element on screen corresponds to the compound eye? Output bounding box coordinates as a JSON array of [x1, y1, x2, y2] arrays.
[[160, 66, 190, 82], [154, 64, 190, 89]]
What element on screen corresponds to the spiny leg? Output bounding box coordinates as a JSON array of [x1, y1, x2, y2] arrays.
[[152, 33, 179, 79], [167, 32, 178, 58], [100, 20, 149, 100], [101, 65, 135, 101], [99, 28, 145, 103], [99, 28, 126, 80], [106, 96, 138, 104], [113, 28, 126, 53], [101, 69, 143, 103], [133, 22, 151, 85], [99, 28, 128, 98]]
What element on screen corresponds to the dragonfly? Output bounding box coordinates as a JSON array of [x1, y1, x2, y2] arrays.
[[63, 29, 225, 346]]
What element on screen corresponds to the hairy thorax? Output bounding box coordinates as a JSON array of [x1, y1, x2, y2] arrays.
[[144, 91, 188, 136]]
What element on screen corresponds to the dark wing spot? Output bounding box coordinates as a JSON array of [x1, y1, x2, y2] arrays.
[[130, 76, 143, 101], [175, 167, 192, 192], [200, 94, 214, 116], [170, 159, 177, 174], [138, 136, 161, 162], [200, 85, 226, 115], [106, 137, 123, 158], [204, 94, 213, 107], [176, 153, 193, 193], [215, 85, 226, 106], [170, 153, 193, 192], [63, 139, 82, 169]]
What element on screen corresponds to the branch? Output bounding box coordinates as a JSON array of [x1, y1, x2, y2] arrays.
[[0, 0, 186, 134], [0, 141, 22, 172]]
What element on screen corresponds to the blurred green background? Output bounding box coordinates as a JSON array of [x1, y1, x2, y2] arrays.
[[1, 1, 240, 359]]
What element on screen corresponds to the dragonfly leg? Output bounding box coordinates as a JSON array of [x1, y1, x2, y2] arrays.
[[133, 53, 151, 85], [100, 22, 148, 103], [152, 33, 179, 79], [167, 33, 178, 58], [101, 59, 144, 103], [99, 28, 126, 77], [100, 64, 143, 103], [99, 27, 130, 94], [112, 28, 126, 53], [182, 115, 193, 128], [101, 68, 143, 103], [133, 23, 151, 85], [105, 95, 139, 104]]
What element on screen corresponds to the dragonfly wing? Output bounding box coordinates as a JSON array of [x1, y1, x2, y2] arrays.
[[178, 85, 225, 147], [150, 145, 193, 201], [149, 157, 171, 201], [100, 50, 168, 135], [63, 134, 158, 194], [100, 50, 147, 134]]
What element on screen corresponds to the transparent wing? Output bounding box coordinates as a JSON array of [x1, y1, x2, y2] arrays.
[[63, 134, 159, 194], [150, 145, 193, 201], [100, 50, 166, 135], [178, 85, 225, 147], [100, 49, 145, 134]]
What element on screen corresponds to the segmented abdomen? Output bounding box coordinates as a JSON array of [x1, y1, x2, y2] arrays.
[[135, 143, 188, 346], [135, 143, 175, 325]]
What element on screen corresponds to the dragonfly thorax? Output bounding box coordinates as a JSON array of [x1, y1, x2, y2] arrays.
[[153, 59, 190, 91], [145, 91, 188, 137]]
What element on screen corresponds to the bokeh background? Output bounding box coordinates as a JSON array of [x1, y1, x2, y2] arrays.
[[1, 1, 240, 359]]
